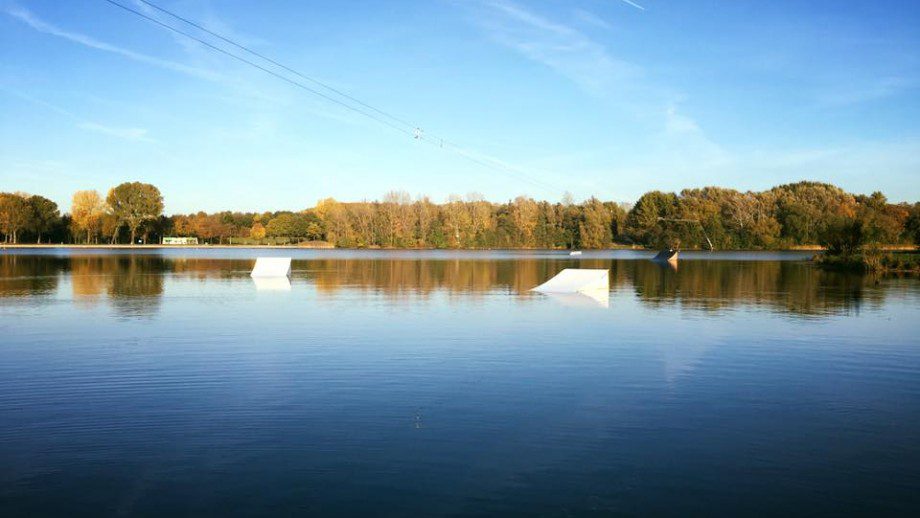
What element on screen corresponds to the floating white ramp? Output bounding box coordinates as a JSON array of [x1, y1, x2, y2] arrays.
[[541, 290, 609, 308], [531, 268, 609, 294], [252, 276, 292, 291], [251, 257, 292, 278]]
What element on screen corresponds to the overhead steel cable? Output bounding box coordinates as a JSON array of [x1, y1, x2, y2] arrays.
[[132, 0, 417, 131], [426, 141, 560, 192], [100, 0, 413, 137], [133, 0, 492, 154], [101, 0, 562, 194]]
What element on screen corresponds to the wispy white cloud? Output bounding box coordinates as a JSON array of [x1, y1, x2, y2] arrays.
[[572, 9, 612, 30], [7, 3, 399, 131], [818, 76, 919, 106], [466, 0, 641, 94], [2, 87, 155, 143], [77, 122, 154, 142], [6, 5, 221, 81], [460, 0, 731, 189], [619, 0, 645, 11], [665, 105, 701, 134], [130, 0, 268, 62], [746, 139, 920, 177], [659, 104, 730, 169]]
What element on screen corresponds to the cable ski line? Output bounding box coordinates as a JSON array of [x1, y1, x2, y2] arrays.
[[101, 0, 413, 137], [100, 0, 562, 195], [132, 0, 416, 131], [131, 0, 515, 166]]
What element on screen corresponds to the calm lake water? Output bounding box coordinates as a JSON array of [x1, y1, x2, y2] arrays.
[[1, 249, 918, 515]]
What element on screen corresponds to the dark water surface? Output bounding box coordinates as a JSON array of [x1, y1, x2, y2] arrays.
[[1, 249, 918, 516]]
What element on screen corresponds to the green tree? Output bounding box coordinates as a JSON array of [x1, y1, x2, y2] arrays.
[[772, 182, 855, 244], [266, 213, 310, 240], [27, 195, 60, 244], [625, 191, 680, 248], [578, 197, 612, 249], [107, 182, 164, 244], [905, 203, 920, 245], [821, 216, 864, 256], [856, 192, 904, 245]]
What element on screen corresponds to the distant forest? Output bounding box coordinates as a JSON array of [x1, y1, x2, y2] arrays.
[[1, 181, 919, 250]]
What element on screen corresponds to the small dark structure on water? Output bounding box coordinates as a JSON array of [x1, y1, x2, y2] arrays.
[[652, 249, 679, 263]]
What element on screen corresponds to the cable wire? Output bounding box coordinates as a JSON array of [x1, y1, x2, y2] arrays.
[[133, 0, 417, 131], [101, 0, 562, 194]]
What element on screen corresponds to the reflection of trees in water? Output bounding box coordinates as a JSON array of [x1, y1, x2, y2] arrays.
[[104, 257, 166, 317], [305, 258, 883, 316], [0, 254, 893, 317], [70, 257, 108, 300], [169, 258, 245, 281], [0, 255, 62, 297], [631, 260, 883, 316], [68, 256, 167, 317], [0, 255, 166, 317], [309, 259, 571, 297]]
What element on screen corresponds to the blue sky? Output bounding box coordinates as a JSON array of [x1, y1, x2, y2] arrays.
[[1, 0, 918, 213]]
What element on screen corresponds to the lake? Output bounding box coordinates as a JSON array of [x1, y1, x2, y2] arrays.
[[1, 249, 918, 515]]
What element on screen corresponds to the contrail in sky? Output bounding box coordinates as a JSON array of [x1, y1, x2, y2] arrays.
[[620, 0, 645, 10]]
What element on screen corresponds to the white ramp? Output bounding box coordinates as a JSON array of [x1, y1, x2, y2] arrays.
[[531, 268, 609, 293], [251, 257, 292, 278], [541, 291, 610, 308], [252, 276, 292, 291]]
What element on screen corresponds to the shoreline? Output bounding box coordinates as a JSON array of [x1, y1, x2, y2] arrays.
[[1, 244, 915, 252]]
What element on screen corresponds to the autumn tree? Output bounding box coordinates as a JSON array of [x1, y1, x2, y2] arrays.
[[250, 222, 267, 240], [443, 195, 472, 247], [578, 197, 612, 249], [467, 193, 495, 247], [414, 197, 436, 247], [107, 182, 164, 244], [0, 193, 30, 243], [510, 196, 539, 247], [170, 215, 190, 236], [102, 213, 121, 244], [71, 190, 107, 244], [10, 181, 907, 250], [188, 212, 232, 244], [314, 198, 357, 247], [772, 182, 855, 244]]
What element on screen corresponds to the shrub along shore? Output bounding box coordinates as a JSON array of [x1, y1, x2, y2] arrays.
[[814, 250, 920, 273]]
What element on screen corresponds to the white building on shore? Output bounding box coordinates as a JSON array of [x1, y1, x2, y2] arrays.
[[162, 237, 199, 245]]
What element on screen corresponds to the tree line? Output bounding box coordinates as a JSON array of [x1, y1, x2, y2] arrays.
[[1, 181, 918, 249], [0, 182, 163, 245]]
